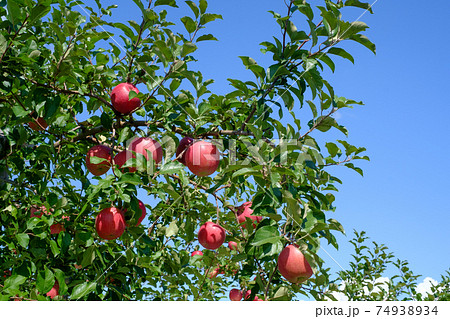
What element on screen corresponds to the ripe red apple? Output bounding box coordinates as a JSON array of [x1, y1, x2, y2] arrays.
[[184, 141, 220, 176], [50, 223, 64, 235], [86, 145, 112, 176], [124, 200, 146, 226], [50, 215, 69, 235], [30, 205, 48, 218], [46, 282, 59, 299], [128, 137, 163, 164], [229, 289, 242, 301], [114, 150, 136, 173], [175, 137, 194, 165], [228, 241, 238, 251], [191, 250, 203, 257], [277, 244, 313, 284], [95, 207, 126, 240], [244, 290, 252, 300], [198, 221, 225, 250], [110, 82, 140, 114], [236, 201, 262, 228], [28, 117, 48, 131]]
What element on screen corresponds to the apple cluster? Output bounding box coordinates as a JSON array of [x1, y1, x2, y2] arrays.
[[28, 82, 314, 297], [82, 83, 221, 241]]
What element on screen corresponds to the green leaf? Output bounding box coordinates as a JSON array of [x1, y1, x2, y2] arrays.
[[12, 104, 29, 117], [297, 3, 314, 20], [131, 0, 145, 13], [273, 286, 291, 301], [0, 34, 6, 57], [3, 275, 27, 294], [165, 220, 179, 237], [250, 226, 280, 246], [100, 112, 113, 129], [159, 161, 185, 175], [288, 28, 309, 41], [199, 0, 207, 14], [325, 142, 340, 157], [185, 1, 199, 18], [315, 116, 336, 132], [70, 282, 97, 300], [196, 34, 218, 42], [339, 21, 369, 39], [344, 0, 374, 14], [117, 173, 143, 185], [327, 47, 355, 63], [231, 253, 247, 262], [118, 127, 132, 143], [232, 167, 261, 179], [200, 13, 222, 25], [349, 34, 376, 54], [318, 54, 336, 72], [181, 16, 197, 33], [81, 246, 96, 268], [50, 240, 60, 257], [54, 269, 68, 295], [30, 4, 51, 24], [239, 56, 257, 68], [113, 22, 136, 40], [36, 267, 55, 294], [345, 162, 364, 176], [154, 0, 178, 7], [15, 233, 29, 248], [307, 100, 318, 118], [181, 42, 197, 57], [28, 49, 41, 59]]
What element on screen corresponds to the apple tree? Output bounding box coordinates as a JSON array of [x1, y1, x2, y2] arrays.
[[317, 231, 450, 301], [0, 0, 375, 300]]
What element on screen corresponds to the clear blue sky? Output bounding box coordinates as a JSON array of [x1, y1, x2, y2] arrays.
[[82, 0, 450, 283]]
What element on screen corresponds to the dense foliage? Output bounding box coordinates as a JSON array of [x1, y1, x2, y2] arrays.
[[0, 0, 411, 301]]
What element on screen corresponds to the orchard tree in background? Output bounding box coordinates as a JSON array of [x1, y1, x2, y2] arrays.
[[318, 231, 450, 301], [0, 0, 388, 300]]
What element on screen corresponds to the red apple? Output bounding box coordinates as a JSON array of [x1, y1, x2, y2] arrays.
[[277, 244, 313, 284], [86, 145, 112, 176], [184, 141, 220, 176], [124, 200, 146, 226], [95, 207, 126, 240], [50, 223, 64, 235], [228, 241, 238, 251], [46, 282, 59, 299], [30, 205, 48, 218], [114, 150, 136, 173], [50, 215, 69, 235], [176, 137, 194, 165], [229, 289, 242, 301], [128, 137, 163, 164], [191, 251, 203, 257], [198, 221, 225, 250], [28, 117, 48, 131], [236, 201, 262, 228], [110, 82, 140, 114], [244, 290, 252, 300]]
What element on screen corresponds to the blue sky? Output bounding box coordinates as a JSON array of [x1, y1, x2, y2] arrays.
[[81, 0, 450, 286]]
